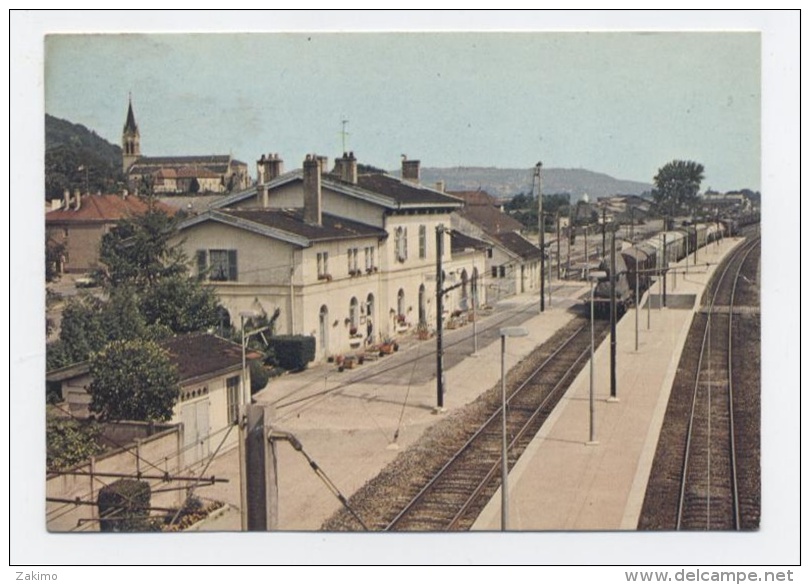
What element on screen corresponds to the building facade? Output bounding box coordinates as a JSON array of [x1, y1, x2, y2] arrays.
[[174, 153, 488, 360]]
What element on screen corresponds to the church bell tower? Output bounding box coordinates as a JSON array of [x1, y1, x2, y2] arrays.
[[122, 96, 141, 173]]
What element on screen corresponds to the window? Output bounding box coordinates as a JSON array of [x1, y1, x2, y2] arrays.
[[499, 265, 506, 278], [419, 225, 427, 259], [349, 297, 359, 330], [347, 248, 359, 274], [197, 249, 238, 282], [487, 248, 493, 259], [317, 251, 329, 279], [491, 266, 498, 279], [364, 246, 375, 271], [226, 375, 240, 424], [395, 226, 408, 262]]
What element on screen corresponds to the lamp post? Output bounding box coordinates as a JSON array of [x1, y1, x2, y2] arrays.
[[588, 272, 606, 445], [499, 326, 529, 531]]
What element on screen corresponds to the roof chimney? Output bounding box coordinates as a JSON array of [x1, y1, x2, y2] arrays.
[[435, 180, 445, 193], [63, 189, 71, 210], [267, 153, 284, 180], [334, 151, 358, 184], [258, 182, 269, 208], [316, 155, 329, 175], [303, 154, 322, 225], [256, 154, 266, 184], [401, 156, 420, 184], [73, 188, 82, 211]]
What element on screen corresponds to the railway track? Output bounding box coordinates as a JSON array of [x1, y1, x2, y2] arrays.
[[383, 317, 610, 531], [639, 235, 760, 530]]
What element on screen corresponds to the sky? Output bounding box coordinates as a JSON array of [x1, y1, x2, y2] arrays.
[[10, 11, 801, 570], [42, 25, 761, 193]]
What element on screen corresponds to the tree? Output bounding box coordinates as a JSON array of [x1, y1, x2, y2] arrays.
[[652, 160, 705, 216], [139, 276, 222, 334], [46, 413, 106, 470], [95, 208, 186, 289], [46, 236, 65, 282], [89, 339, 180, 422]]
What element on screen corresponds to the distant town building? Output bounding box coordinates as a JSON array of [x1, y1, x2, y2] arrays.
[[45, 190, 175, 274], [122, 98, 250, 195]]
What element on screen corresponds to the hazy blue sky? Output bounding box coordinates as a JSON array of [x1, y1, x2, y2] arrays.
[[44, 31, 760, 192]]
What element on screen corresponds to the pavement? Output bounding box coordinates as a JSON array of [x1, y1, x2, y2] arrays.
[[191, 235, 743, 532], [471, 235, 743, 531]]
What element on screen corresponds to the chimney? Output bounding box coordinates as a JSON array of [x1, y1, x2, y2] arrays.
[[266, 153, 284, 180], [256, 154, 266, 184], [316, 155, 329, 174], [63, 189, 71, 210], [73, 188, 82, 211], [401, 156, 420, 183], [435, 180, 445, 193], [258, 183, 269, 208], [334, 151, 358, 184], [303, 154, 322, 225]]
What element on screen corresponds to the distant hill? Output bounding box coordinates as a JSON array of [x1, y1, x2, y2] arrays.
[[45, 114, 125, 200], [405, 166, 653, 201]]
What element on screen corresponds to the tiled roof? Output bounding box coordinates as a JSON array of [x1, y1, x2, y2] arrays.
[[46, 332, 261, 385], [207, 208, 388, 244], [46, 194, 176, 223], [353, 174, 463, 207], [458, 204, 524, 235], [176, 167, 221, 179], [492, 231, 543, 261], [160, 195, 228, 214], [161, 332, 260, 384], [129, 155, 233, 176], [446, 189, 500, 207]]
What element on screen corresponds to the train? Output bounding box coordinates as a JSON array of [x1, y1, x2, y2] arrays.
[[589, 219, 737, 318]]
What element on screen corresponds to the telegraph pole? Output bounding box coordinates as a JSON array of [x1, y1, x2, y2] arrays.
[[601, 208, 607, 257], [435, 224, 446, 411], [609, 225, 618, 401], [556, 211, 561, 280], [535, 162, 544, 312]]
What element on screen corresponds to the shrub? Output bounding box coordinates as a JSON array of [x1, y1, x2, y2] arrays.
[[249, 360, 270, 394], [97, 479, 157, 532], [266, 335, 316, 371], [46, 415, 105, 471]]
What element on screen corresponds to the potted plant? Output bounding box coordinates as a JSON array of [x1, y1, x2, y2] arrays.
[[416, 322, 430, 340]]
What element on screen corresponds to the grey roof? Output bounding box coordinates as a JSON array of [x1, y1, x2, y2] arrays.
[[178, 208, 388, 247], [492, 231, 543, 261], [450, 230, 489, 254], [212, 169, 463, 211]]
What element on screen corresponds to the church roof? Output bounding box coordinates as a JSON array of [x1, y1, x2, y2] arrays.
[[129, 155, 233, 176], [124, 100, 138, 133]]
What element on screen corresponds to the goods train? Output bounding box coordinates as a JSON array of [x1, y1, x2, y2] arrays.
[[589, 219, 736, 318]]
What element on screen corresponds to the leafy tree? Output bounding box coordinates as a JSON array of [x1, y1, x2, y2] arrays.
[[46, 236, 66, 282], [139, 276, 221, 334], [95, 209, 186, 289], [89, 339, 180, 422], [46, 414, 106, 470], [652, 160, 705, 216]]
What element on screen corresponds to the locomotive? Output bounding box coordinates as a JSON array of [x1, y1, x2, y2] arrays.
[[590, 221, 730, 318]]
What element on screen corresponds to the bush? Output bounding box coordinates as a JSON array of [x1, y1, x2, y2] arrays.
[[249, 360, 270, 394], [266, 335, 316, 371], [97, 479, 157, 532], [46, 415, 106, 470]]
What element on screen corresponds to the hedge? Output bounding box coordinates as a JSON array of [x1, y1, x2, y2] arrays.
[[266, 335, 316, 371], [97, 479, 155, 532]]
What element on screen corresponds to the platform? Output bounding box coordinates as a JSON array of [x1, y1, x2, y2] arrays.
[[471, 236, 745, 530]]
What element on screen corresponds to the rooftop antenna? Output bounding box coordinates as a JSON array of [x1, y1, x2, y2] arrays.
[[340, 118, 350, 153]]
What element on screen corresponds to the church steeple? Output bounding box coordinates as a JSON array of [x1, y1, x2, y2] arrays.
[[122, 95, 141, 173]]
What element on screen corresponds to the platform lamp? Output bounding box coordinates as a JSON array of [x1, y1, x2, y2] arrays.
[[588, 271, 606, 445], [499, 326, 529, 530]]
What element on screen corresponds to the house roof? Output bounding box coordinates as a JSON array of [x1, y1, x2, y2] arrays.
[[161, 332, 260, 384], [179, 208, 388, 247], [214, 168, 464, 211], [458, 204, 524, 236], [46, 332, 260, 386], [492, 231, 543, 261], [46, 194, 176, 223], [446, 189, 500, 207], [450, 230, 489, 254]]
